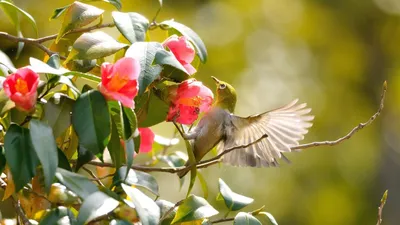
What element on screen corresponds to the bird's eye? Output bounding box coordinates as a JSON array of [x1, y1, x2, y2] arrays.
[[219, 84, 226, 89]]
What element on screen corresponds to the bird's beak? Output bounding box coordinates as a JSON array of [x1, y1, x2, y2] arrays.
[[211, 76, 220, 84]]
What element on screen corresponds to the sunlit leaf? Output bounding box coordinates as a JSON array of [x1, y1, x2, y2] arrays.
[[66, 31, 127, 62], [72, 90, 110, 158], [29, 119, 58, 193], [0, 50, 16, 76], [257, 212, 278, 225], [56, 1, 104, 43], [171, 195, 218, 224], [4, 124, 39, 192], [66, 59, 96, 73], [159, 151, 187, 168], [0, 0, 38, 37], [112, 12, 149, 43], [160, 20, 207, 63], [76, 191, 119, 225], [43, 95, 74, 138], [154, 49, 188, 73], [121, 183, 160, 225], [50, 4, 70, 20], [184, 140, 197, 197], [85, 0, 122, 10], [113, 166, 159, 196], [39, 206, 76, 225], [197, 171, 208, 199], [218, 178, 253, 211], [157, 199, 176, 225], [234, 212, 261, 225], [55, 168, 98, 199], [125, 42, 163, 95]]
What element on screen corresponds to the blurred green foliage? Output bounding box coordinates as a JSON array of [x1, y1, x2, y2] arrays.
[[0, 0, 399, 224]]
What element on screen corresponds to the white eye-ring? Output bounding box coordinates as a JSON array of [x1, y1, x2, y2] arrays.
[[219, 84, 226, 89]]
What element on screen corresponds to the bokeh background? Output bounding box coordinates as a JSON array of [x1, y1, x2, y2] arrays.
[[1, 0, 400, 224]]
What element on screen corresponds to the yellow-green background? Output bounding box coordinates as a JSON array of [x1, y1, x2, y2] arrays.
[[1, 0, 399, 224]]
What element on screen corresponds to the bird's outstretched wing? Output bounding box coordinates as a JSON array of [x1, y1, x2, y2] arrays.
[[218, 99, 313, 167]]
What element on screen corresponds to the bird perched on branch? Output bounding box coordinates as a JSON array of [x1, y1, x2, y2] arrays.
[[177, 76, 314, 178]]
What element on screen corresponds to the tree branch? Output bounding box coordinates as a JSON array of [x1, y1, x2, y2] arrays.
[[0, 23, 115, 60], [83, 81, 387, 174]]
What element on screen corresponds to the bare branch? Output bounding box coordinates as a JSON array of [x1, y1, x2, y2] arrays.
[[159, 199, 184, 223], [211, 217, 235, 224], [81, 81, 387, 174], [11, 197, 32, 225], [82, 166, 105, 187], [376, 190, 388, 225]]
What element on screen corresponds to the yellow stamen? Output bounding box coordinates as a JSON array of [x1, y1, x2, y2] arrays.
[[15, 78, 29, 94], [107, 73, 129, 91]]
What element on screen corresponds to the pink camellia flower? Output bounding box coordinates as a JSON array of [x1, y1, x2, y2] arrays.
[[99, 57, 140, 108], [163, 35, 197, 75], [3, 67, 39, 112], [167, 79, 214, 124], [138, 128, 155, 153]]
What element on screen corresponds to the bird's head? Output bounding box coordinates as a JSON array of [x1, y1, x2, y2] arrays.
[[211, 76, 237, 113]]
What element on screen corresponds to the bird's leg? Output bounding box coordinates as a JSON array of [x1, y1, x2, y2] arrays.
[[173, 121, 198, 140]]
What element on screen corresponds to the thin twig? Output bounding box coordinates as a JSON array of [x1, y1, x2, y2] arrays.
[[376, 190, 388, 225], [0, 23, 115, 60], [11, 197, 32, 225], [159, 199, 184, 224], [79, 81, 387, 174], [82, 166, 105, 187], [211, 217, 235, 224]]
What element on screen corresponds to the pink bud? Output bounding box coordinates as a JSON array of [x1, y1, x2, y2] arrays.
[[138, 128, 155, 153], [163, 35, 197, 75]]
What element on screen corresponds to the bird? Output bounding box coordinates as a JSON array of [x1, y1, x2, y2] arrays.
[[176, 76, 314, 178]]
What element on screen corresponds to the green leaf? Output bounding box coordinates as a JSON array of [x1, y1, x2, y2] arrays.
[[124, 138, 135, 178], [0, 50, 16, 76], [50, 4, 70, 20], [257, 212, 278, 225], [76, 191, 119, 225], [154, 49, 188, 73], [84, 0, 122, 10], [197, 171, 208, 199], [66, 59, 96, 73], [43, 95, 74, 138], [39, 206, 76, 225], [29, 119, 58, 193], [46, 54, 61, 69], [234, 213, 262, 225], [218, 178, 253, 211], [4, 124, 39, 192], [66, 31, 127, 62], [160, 20, 207, 63], [112, 12, 149, 44], [55, 168, 98, 199], [0, 146, 6, 174], [184, 139, 197, 197], [158, 0, 162, 6], [159, 151, 187, 168], [110, 220, 132, 225], [72, 90, 111, 158], [75, 145, 94, 172], [108, 118, 125, 169], [156, 199, 176, 225], [121, 106, 137, 140], [64, 71, 101, 83], [30, 57, 69, 75], [125, 42, 163, 95], [114, 166, 159, 196], [0, 0, 38, 37], [56, 1, 104, 43], [121, 183, 160, 225], [136, 91, 169, 127], [171, 195, 218, 224], [57, 148, 72, 171]]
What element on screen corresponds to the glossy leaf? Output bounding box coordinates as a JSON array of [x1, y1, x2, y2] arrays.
[[30, 57, 69, 75], [218, 178, 254, 211], [75, 145, 94, 172], [0, 0, 38, 37], [161, 20, 207, 63], [197, 171, 208, 199], [85, 0, 122, 10], [124, 138, 135, 178], [136, 91, 169, 127], [258, 212, 278, 225], [157, 199, 176, 225], [66, 31, 127, 62], [234, 213, 262, 225], [112, 12, 149, 43], [29, 119, 58, 192], [77, 191, 119, 225], [57, 148, 72, 171], [171, 195, 218, 224], [125, 42, 163, 95], [39, 206, 76, 225], [114, 166, 159, 196], [121, 106, 138, 140], [184, 139, 197, 197], [159, 151, 187, 168], [56, 1, 104, 43], [43, 95, 74, 138], [154, 49, 187, 73], [108, 118, 125, 169], [55, 168, 98, 199], [46, 54, 61, 69], [66, 59, 96, 73], [4, 124, 39, 192], [121, 183, 160, 225], [0, 50, 16, 76], [72, 90, 111, 158]]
